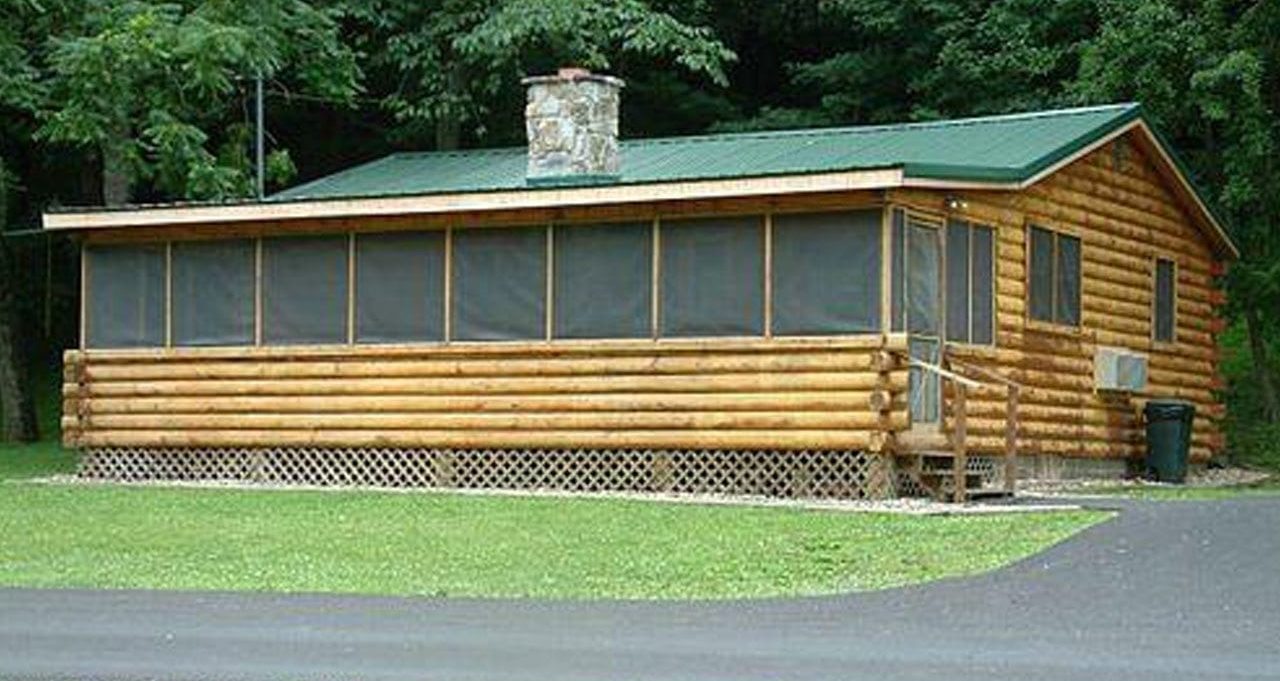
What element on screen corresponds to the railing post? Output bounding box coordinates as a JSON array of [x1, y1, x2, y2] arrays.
[[1005, 385, 1020, 495], [952, 384, 967, 503]]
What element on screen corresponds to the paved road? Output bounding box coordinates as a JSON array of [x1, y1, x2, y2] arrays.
[[2, 496, 1278, 681]]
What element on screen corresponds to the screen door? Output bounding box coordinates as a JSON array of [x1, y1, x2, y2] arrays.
[[905, 218, 942, 426]]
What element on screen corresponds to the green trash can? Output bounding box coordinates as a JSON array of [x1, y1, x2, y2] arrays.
[[1143, 399, 1196, 483]]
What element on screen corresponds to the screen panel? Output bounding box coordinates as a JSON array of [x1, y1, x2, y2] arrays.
[[890, 209, 905, 332], [86, 244, 166, 348], [945, 220, 971, 342], [1155, 258, 1175, 342], [452, 226, 547, 341], [1028, 226, 1055, 322], [905, 221, 940, 336], [355, 231, 445, 343], [262, 235, 349, 345], [659, 216, 764, 338], [970, 225, 995, 345], [171, 239, 255, 346], [553, 222, 652, 339], [772, 209, 881, 335], [1056, 233, 1081, 326]]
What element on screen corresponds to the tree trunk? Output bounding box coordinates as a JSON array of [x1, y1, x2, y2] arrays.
[[0, 237, 40, 443], [435, 115, 462, 151], [1246, 305, 1280, 423], [100, 121, 131, 206], [434, 65, 465, 151]]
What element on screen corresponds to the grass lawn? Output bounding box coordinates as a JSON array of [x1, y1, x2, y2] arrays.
[[0, 441, 1109, 600]]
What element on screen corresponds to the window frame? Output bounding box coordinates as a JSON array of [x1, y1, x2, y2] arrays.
[[769, 208, 883, 337], [1152, 255, 1178, 345], [657, 214, 767, 339], [82, 241, 169, 350], [170, 238, 257, 348], [448, 224, 550, 342], [943, 217, 997, 347], [80, 206, 912, 352], [260, 234, 352, 346], [1025, 223, 1083, 330]]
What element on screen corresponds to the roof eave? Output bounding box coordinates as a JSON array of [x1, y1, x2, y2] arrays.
[[42, 168, 908, 231]]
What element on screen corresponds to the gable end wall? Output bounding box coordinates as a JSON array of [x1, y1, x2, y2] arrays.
[[890, 132, 1225, 463]]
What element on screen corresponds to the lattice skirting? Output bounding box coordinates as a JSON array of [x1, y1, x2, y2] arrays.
[[78, 447, 897, 500]]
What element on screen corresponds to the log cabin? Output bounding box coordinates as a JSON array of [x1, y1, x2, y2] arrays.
[[46, 69, 1238, 501]]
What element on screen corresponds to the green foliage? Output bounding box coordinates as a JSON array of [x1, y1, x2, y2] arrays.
[[32, 0, 359, 201], [1220, 321, 1280, 470], [346, 0, 734, 146]]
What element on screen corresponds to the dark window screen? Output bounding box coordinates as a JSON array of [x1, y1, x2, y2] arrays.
[[772, 210, 881, 335], [890, 209, 905, 332], [1028, 226, 1055, 322], [945, 221, 971, 342], [262, 235, 349, 345], [553, 222, 651, 339], [1155, 258, 1175, 342], [971, 226, 995, 345], [356, 231, 445, 343], [171, 239, 254, 346], [1056, 234, 1081, 326], [660, 216, 764, 337], [452, 226, 547, 341], [86, 244, 166, 348]]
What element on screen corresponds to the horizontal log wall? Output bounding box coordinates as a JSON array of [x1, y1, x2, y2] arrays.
[[63, 337, 909, 453], [892, 131, 1226, 462]]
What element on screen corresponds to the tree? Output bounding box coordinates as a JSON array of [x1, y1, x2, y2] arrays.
[[35, 0, 362, 204], [1072, 0, 1280, 422], [0, 160, 39, 443], [345, 0, 735, 149]]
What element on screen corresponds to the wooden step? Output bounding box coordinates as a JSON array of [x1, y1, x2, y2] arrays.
[[896, 431, 950, 452]]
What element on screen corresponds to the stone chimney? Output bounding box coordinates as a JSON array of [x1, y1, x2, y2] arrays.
[[522, 68, 624, 183]]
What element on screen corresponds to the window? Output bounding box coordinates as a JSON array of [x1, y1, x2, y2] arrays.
[[452, 226, 547, 341], [659, 216, 764, 337], [172, 239, 255, 346], [1154, 258, 1176, 343], [553, 222, 652, 339], [771, 210, 881, 335], [85, 244, 166, 348], [355, 231, 445, 343], [945, 220, 995, 345], [1027, 225, 1080, 326], [262, 235, 349, 345]]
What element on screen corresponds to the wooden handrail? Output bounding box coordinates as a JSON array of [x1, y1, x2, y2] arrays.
[[893, 349, 1021, 500], [944, 355, 1021, 495], [946, 356, 1022, 389], [906, 358, 983, 389]]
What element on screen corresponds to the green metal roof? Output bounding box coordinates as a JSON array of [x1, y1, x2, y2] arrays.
[[271, 103, 1143, 202]]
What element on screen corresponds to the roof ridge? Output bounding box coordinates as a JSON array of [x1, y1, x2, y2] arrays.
[[389, 146, 527, 159], [622, 103, 1139, 148]]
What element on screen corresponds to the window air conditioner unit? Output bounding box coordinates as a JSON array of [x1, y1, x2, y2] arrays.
[[1094, 347, 1148, 393]]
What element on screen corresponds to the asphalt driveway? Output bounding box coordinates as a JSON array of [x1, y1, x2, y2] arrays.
[[1, 496, 1278, 681]]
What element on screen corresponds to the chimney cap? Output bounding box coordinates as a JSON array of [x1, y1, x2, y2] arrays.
[[521, 68, 624, 88]]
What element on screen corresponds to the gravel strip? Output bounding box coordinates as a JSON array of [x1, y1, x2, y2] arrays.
[[18, 474, 1084, 515]]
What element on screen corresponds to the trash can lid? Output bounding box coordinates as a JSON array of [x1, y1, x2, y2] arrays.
[[1144, 399, 1196, 419], [1145, 398, 1195, 408]]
